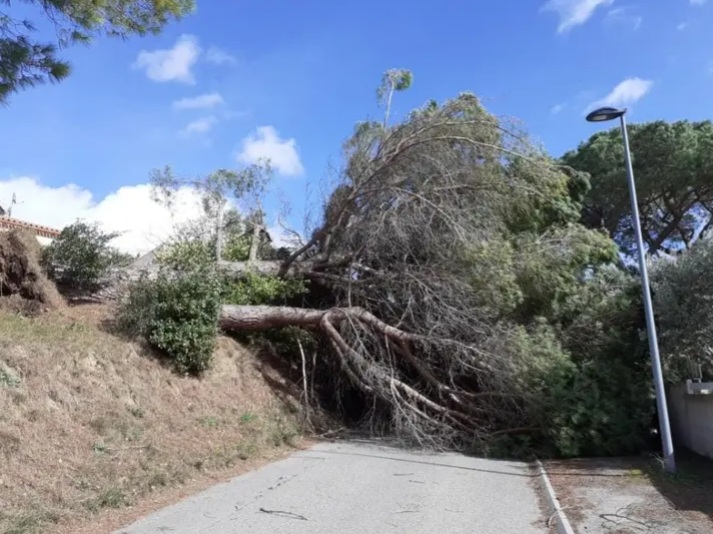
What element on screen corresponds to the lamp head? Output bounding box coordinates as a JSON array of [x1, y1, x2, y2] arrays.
[[586, 107, 627, 123]]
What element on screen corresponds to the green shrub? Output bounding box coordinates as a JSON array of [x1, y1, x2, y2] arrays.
[[119, 268, 222, 375], [42, 220, 132, 292], [500, 312, 652, 459], [221, 271, 306, 306], [154, 239, 214, 273], [537, 268, 652, 458], [653, 241, 713, 382], [119, 238, 303, 375]]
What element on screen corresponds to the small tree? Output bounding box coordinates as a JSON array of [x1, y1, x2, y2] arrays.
[[150, 164, 270, 262], [376, 68, 413, 128], [42, 220, 131, 293]]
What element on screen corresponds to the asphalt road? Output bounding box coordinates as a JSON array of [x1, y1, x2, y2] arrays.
[[113, 440, 546, 534]]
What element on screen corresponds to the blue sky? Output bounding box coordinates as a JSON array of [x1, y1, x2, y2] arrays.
[[1, 0, 712, 253]]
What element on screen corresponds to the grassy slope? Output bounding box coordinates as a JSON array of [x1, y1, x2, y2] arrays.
[[0, 304, 303, 534]]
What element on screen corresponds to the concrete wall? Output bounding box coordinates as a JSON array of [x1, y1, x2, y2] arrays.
[[668, 381, 713, 459]]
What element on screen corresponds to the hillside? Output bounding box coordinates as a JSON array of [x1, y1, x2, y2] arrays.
[[0, 303, 306, 534]]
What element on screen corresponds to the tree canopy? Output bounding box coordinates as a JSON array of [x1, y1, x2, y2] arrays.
[[0, 0, 194, 103], [561, 120, 713, 258]]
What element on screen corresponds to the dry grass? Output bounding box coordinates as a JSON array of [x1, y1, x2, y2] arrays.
[[0, 304, 304, 534]]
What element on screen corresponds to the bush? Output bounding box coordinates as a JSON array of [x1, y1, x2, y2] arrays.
[[42, 221, 132, 292], [119, 239, 303, 375], [545, 268, 653, 457], [119, 268, 222, 375], [222, 271, 306, 306], [487, 265, 654, 459], [652, 241, 713, 381]]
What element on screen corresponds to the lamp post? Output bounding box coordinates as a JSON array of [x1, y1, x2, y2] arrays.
[[585, 106, 676, 473]]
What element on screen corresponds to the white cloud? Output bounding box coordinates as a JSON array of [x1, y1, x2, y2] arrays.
[[132, 34, 201, 84], [541, 0, 614, 33], [236, 126, 304, 177], [604, 7, 642, 30], [180, 116, 218, 136], [266, 224, 302, 249], [691, 0, 708, 5], [587, 77, 653, 111], [205, 47, 238, 66], [0, 177, 205, 255], [551, 103, 566, 114], [677, 21, 689, 30], [172, 92, 225, 110]]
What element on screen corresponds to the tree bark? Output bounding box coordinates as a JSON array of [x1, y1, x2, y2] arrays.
[[248, 222, 262, 262], [215, 197, 227, 263], [219, 305, 327, 330]]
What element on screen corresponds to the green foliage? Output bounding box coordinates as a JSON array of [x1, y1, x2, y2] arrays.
[[562, 120, 713, 257], [0, 0, 194, 103], [120, 236, 304, 375], [222, 272, 306, 306], [222, 233, 251, 261], [653, 240, 713, 382], [501, 268, 653, 458], [547, 268, 652, 457], [512, 224, 619, 319], [0, 361, 20, 388], [465, 240, 522, 317], [119, 267, 222, 375], [154, 239, 214, 273], [41, 220, 132, 292], [155, 238, 305, 305], [443, 116, 648, 456], [376, 68, 413, 126]]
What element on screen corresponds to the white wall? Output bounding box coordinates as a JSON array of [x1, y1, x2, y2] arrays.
[[668, 382, 713, 459]]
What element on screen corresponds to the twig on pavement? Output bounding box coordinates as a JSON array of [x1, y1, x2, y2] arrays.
[[259, 508, 310, 521]]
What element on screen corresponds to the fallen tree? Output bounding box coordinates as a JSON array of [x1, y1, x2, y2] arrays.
[[218, 304, 527, 441], [118, 75, 653, 456], [209, 87, 643, 453]]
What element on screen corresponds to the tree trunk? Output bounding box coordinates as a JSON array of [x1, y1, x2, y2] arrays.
[[215, 198, 226, 263], [248, 222, 262, 262], [383, 81, 394, 128], [219, 305, 327, 330]]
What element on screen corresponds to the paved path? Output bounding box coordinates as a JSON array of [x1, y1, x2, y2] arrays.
[[113, 440, 546, 534]]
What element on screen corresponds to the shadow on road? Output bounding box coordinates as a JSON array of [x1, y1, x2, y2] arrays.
[[647, 449, 713, 524], [298, 447, 540, 478]]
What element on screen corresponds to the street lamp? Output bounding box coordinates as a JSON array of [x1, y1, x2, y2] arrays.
[[585, 106, 676, 473]]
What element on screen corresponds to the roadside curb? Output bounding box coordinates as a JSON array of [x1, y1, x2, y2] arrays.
[[536, 459, 576, 534]]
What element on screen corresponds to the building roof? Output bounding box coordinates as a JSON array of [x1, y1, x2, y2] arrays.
[[0, 216, 61, 239]]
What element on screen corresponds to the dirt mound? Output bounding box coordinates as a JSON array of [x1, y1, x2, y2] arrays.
[[0, 229, 64, 313]]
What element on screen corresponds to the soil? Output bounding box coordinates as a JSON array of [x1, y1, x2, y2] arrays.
[[0, 228, 64, 313], [544, 452, 713, 533]]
